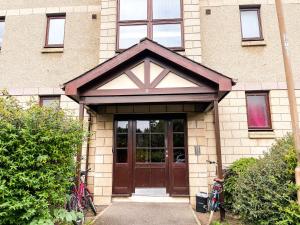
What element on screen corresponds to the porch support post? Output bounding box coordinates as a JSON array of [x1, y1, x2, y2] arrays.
[[213, 100, 225, 221], [76, 103, 85, 187], [213, 100, 223, 179]]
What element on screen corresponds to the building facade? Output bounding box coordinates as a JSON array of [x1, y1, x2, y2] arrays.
[[1, 0, 300, 206]]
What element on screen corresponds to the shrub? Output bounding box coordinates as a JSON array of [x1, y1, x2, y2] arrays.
[[0, 93, 85, 225], [224, 157, 257, 211], [232, 134, 299, 225]]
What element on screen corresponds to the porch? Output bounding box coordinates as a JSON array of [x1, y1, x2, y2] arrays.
[[63, 38, 235, 205]]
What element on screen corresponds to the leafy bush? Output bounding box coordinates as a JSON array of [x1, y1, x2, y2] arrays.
[[232, 135, 299, 225], [0, 93, 85, 225], [224, 157, 257, 211]]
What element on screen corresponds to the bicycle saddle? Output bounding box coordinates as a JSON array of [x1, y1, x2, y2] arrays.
[[80, 171, 87, 176], [213, 178, 224, 183]]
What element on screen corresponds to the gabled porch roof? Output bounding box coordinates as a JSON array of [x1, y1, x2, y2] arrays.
[[63, 38, 235, 111]]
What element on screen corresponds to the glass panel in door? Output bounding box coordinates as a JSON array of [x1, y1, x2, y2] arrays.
[[134, 119, 167, 188], [136, 120, 166, 163]]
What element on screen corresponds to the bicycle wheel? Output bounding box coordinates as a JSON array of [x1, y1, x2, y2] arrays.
[[85, 189, 97, 215], [208, 198, 218, 212], [67, 194, 85, 225]]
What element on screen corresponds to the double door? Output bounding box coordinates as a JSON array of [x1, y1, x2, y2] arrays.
[[112, 115, 189, 196]]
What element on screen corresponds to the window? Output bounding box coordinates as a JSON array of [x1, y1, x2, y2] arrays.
[[172, 119, 185, 163], [117, 0, 183, 50], [45, 14, 66, 47], [240, 5, 263, 41], [40, 96, 60, 108], [0, 17, 5, 49], [116, 121, 129, 163], [246, 92, 271, 130]]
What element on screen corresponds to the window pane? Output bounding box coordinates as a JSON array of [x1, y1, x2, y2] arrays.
[[41, 97, 60, 108], [153, 24, 182, 48], [116, 149, 128, 163], [136, 120, 150, 133], [247, 94, 270, 128], [0, 21, 5, 48], [137, 134, 150, 147], [153, 0, 181, 19], [173, 133, 184, 147], [116, 134, 128, 148], [120, 0, 147, 21], [173, 119, 184, 132], [240, 10, 260, 39], [48, 18, 65, 45], [119, 25, 147, 49], [117, 121, 128, 133], [151, 134, 165, 147], [151, 149, 165, 163], [150, 120, 165, 133], [136, 148, 149, 162], [174, 148, 185, 163]]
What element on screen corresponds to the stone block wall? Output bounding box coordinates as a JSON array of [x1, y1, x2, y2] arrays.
[[186, 89, 300, 206], [88, 113, 114, 205], [3, 89, 300, 206]]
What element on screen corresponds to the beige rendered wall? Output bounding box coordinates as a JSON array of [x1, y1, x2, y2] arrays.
[[200, 0, 300, 85], [0, 1, 100, 10], [0, 3, 101, 90]]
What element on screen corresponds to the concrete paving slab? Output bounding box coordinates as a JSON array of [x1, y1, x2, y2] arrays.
[[94, 202, 199, 225]]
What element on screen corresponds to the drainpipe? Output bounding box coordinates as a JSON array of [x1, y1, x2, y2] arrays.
[[85, 110, 92, 185], [213, 100, 225, 221], [76, 103, 85, 187], [275, 0, 300, 204]]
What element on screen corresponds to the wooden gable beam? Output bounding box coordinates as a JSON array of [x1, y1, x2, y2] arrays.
[[64, 39, 234, 96]]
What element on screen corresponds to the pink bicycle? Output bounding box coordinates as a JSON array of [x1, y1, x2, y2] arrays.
[[67, 169, 97, 225]]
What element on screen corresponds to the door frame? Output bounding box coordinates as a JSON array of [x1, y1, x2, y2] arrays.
[[113, 113, 189, 196]]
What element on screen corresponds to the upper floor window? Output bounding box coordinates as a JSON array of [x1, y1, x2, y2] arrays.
[[246, 92, 271, 130], [117, 0, 183, 51], [45, 14, 66, 48], [240, 5, 263, 41], [0, 17, 5, 49], [40, 96, 60, 108]]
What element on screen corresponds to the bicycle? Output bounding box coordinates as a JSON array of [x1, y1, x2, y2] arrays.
[[67, 169, 97, 225], [207, 177, 224, 225]]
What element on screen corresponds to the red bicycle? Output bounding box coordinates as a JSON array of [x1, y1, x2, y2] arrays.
[[67, 169, 97, 225]]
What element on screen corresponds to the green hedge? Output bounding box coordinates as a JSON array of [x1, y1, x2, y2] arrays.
[[0, 93, 85, 224], [228, 135, 300, 225], [223, 157, 257, 211]]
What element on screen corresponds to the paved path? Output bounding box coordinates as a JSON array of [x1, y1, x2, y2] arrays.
[[94, 202, 199, 225]]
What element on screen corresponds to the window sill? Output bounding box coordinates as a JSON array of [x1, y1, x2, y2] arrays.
[[41, 47, 64, 53], [248, 130, 275, 139], [241, 40, 266, 47], [116, 47, 185, 53]]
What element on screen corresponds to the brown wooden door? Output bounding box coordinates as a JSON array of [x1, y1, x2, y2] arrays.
[[168, 119, 189, 195], [133, 120, 168, 188], [112, 120, 133, 195], [112, 115, 189, 196]]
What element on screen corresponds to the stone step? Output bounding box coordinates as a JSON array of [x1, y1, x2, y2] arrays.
[[133, 188, 168, 197], [112, 196, 190, 203]]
